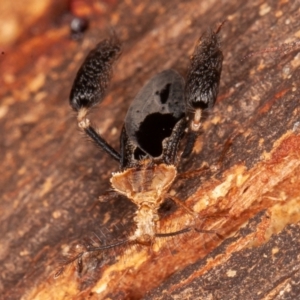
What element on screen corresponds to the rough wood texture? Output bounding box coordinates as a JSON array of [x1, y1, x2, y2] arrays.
[[1, 0, 300, 299]]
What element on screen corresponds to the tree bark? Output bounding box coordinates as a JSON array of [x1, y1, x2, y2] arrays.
[[1, 0, 300, 299]]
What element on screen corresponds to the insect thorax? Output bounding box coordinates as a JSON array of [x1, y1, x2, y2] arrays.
[[111, 161, 177, 206], [110, 161, 177, 244]]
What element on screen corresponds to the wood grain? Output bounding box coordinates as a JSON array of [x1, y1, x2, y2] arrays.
[[1, 0, 300, 299]]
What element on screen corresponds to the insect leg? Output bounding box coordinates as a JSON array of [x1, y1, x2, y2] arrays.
[[69, 37, 122, 161], [155, 227, 221, 238], [78, 115, 121, 161], [162, 117, 187, 165], [181, 131, 198, 158], [165, 194, 198, 217], [177, 164, 210, 180], [119, 125, 137, 170]]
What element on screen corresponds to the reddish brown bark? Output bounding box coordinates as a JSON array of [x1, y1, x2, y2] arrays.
[[1, 0, 300, 299]]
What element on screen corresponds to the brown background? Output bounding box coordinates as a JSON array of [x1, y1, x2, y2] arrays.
[[1, 0, 300, 299]]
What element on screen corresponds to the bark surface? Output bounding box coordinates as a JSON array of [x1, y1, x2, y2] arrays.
[[1, 0, 300, 299]]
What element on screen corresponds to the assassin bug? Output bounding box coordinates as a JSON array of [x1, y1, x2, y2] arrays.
[[59, 24, 223, 275]]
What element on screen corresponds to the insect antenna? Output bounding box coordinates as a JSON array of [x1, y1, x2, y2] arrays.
[[215, 19, 227, 34], [241, 39, 300, 61], [183, 23, 224, 157], [70, 36, 122, 161]]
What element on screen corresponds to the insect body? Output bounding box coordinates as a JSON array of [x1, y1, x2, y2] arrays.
[[112, 161, 177, 244], [65, 25, 223, 270]]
